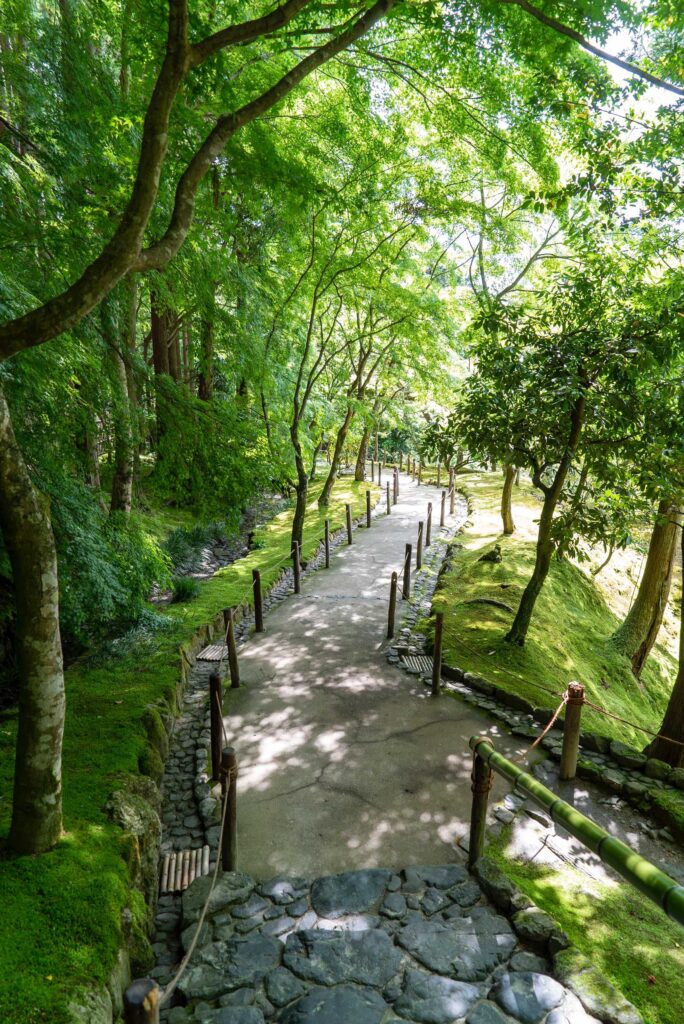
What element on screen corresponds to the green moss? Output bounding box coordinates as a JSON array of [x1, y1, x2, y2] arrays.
[[488, 830, 684, 1024], [649, 788, 684, 837], [0, 479, 376, 1023], [436, 470, 676, 747]]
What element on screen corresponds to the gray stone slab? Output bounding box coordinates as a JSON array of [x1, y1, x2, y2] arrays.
[[311, 869, 392, 918], [403, 864, 468, 891], [178, 934, 282, 1000], [182, 872, 255, 925], [489, 972, 565, 1024], [265, 967, 309, 1007], [283, 927, 402, 987], [279, 984, 390, 1024], [394, 969, 483, 1024], [397, 913, 516, 981]]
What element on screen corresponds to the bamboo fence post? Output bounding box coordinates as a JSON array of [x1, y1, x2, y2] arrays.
[[431, 611, 443, 697], [426, 502, 432, 547], [468, 741, 493, 867], [226, 608, 239, 688], [559, 682, 585, 781], [386, 481, 391, 514], [220, 746, 238, 871], [252, 569, 264, 633], [440, 490, 446, 527], [324, 520, 330, 568], [366, 490, 372, 528], [393, 469, 398, 506], [209, 671, 222, 781], [346, 503, 353, 544], [387, 571, 398, 639], [371, 459, 375, 482], [416, 521, 423, 570], [402, 543, 412, 599], [123, 980, 160, 1024]]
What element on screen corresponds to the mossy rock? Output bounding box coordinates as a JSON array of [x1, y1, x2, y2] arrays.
[[107, 787, 161, 907], [138, 744, 164, 783], [649, 787, 684, 840], [142, 704, 170, 761], [553, 947, 643, 1024]]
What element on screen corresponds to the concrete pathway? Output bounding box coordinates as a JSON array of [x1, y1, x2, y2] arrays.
[[223, 472, 523, 880]]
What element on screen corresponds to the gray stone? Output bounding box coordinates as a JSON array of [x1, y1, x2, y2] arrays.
[[219, 988, 256, 1006], [381, 892, 408, 919], [201, 1010, 265, 1024], [546, 991, 602, 1024], [394, 969, 482, 1024], [511, 907, 557, 949], [263, 915, 295, 937], [265, 966, 309, 1007], [403, 864, 468, 891], [465, 1002, 514, 1024], [181, 920, 213, 952], [644, 758, 671, 780], [421, 887, 451, 916], [177, 933, 282, 999], [280, 984, 389, 1024], [554, 949, 643, 1024], [311, 869, 391, 918], [525, 807, 552, 828], [601, 769, 625, 793], [182, 872, 255, 925], [609, 742, 647, 772], [472, 858, 518, 913], [494, 807, 516, 825], [670, 767, 684, 791], [232, 894, 269, 919], [447, 880, 482, 908], [489, 972, 565, 1024], [509, 951, 548, 973], [283, 927, 401, 986], [259, 876, 309, 905], [397, 912, 516, 981]]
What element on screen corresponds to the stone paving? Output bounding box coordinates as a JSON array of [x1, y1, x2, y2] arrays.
[[164, 862, 607, 1024]]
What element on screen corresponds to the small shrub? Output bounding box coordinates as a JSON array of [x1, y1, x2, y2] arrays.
[[171, 576, 201, 603]]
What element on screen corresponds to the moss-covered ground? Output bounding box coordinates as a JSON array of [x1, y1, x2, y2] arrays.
[[433, 470, 678, 746], [0, 479, 376, 1024]]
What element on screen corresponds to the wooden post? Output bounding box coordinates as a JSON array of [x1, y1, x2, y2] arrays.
[[346, 503, 353, 544], [392, 469, 398, 506], [399, 452, 403, 470], [410, 459, 415, 482], [440, 490, 446, 527], [226, 608, 240, 688], [386, 481, 391, 514], [366, 489, 372, 528], [220, 746, 238, 872], [431, 611, 443, 697], [378, 461, 382, 485], [209, 671, 222, 781], [402, 543, 412, 599], [416, 521, 423, 570], [418, 463, 423, 483], [324, 520, 330, 568], [395, 467, 400, 498], [426, 502, 432, 547], [371, 459, 375, 482], [252, 569, 264, 633], [387, 571, 398, 639], [449, 480, 455, 516], [292, 541, 301, 593], [559, 681, 585, 781], [124, 980, 160, 1024], [468, 741, 493, 867], [437, 462, 441, 488]]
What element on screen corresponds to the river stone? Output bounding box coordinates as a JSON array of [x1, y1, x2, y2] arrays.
[[546, 990, 602, 1024], [177, 934, 282, 999], [644, 758, 671, 780], [509, 951, 548, 973], [182, 872, 255, 925], [197, 1011, 265, 1024], [394, 969, 482, 1024], [448, 879, 483, 908], [396, 911, 516, 981], [311, 869, 391, 918], [232, 894, 270, 919], [280, 984, 389, 1024], [465, 1003, 515, 1024], [554, 949, 643, 1024], [472, 858, 518, 913], [265, 966, 309, 1007], [403, 864, 468, 891], [609, 742, 647, 771], [489, 972, 565, 1024], [511, 907, 556, 949], [283, 927, 402, 986], [381, 892, 408, 919], [601, 769, 625, 793], [259, 876, 309, 905]]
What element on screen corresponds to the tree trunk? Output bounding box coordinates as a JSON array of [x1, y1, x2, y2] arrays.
[[505, 392, 585, 646], [318, 405, 354, 508], [0, 387, 65, 853], [290, 433, 308, 555], [646, 525, 684, 767], [110, 280, 138, 513], [309, 441, 322, 482], [501, 463, 515, 535], [150, 291, 169, 376], [198, 306, 214, 401], [355, 426, 371, 482], [612, 498, 682, 676]]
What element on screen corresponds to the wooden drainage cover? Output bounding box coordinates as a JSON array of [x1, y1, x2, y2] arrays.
[[160, 846, 211, 894], [401, 654, 433, 675], [197, 643, 227, 661]]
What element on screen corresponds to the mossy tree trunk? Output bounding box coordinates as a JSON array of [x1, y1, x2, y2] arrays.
[[110, 278, 138, 514], [505, 393, 585, 646], [646, 524, 684, 767], [501, 463, 515, 535], [290, 429, 308, 555], [612, 497, 682, 676], [0, 387, 65, 853], [318, 405, 354, 508], [355, 425, 371, 481]]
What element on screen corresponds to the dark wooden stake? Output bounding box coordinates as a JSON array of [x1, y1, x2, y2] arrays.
[[292, 541, 301, 593], [210, 671, 223, 781], [386, 481, 391, 515], [449, 483, 455, 516], [387, 571, 398, 639], [440, 490, 446, 527], [431, 611, 444, 697], [418, 463, 423, 483], [468, 741, 493, 867], [560, 681, 585, 781], [252, 569, 264, 633], [437, 463, 441, 488], [416, 521, 423, 570], [426, 502, 432, 547], [366, 489, 372, 528], [124, 979, 160, 1024], [324, 520, 330, 568], [402, 543, 412, 599], [226, 607, 240, 688], [220, 746, 238, 871], [371, 459, 375, 482], [378, 462, 382, 485], [346, 503, 353, 544], [399, 452, 403, 470], [393, 469, 398, 505]]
